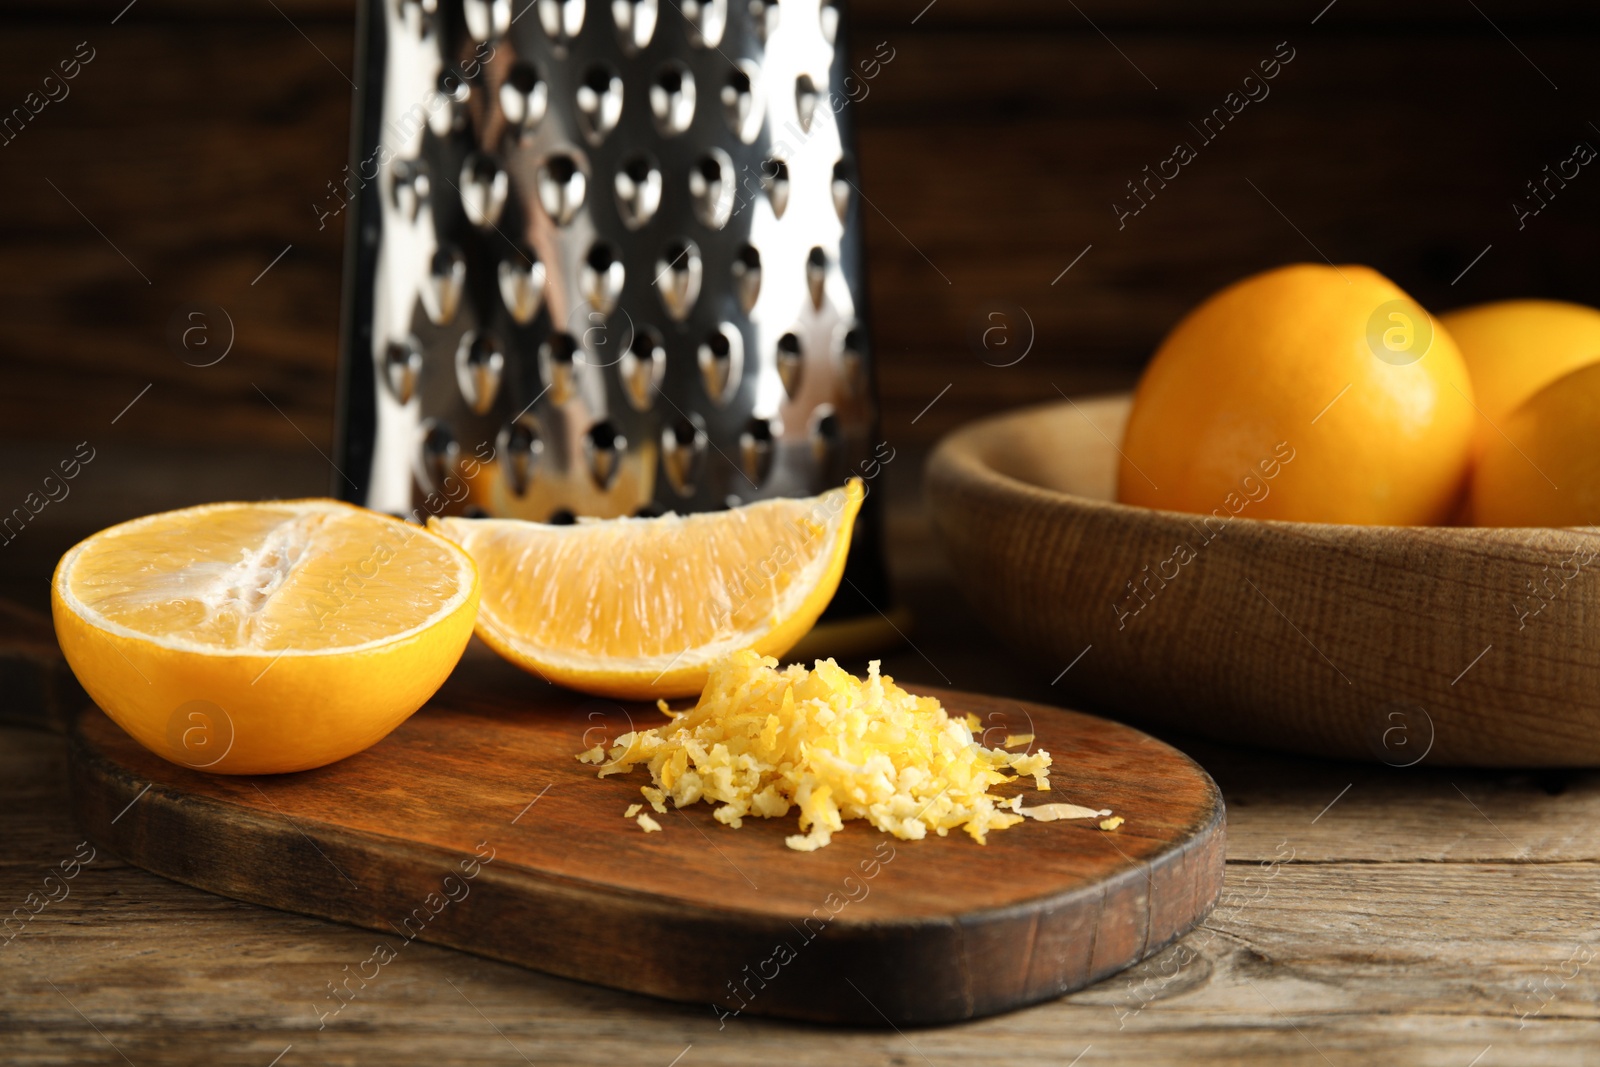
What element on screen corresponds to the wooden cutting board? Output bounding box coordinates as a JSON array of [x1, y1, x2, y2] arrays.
[[68, 647, 1225, 1026]]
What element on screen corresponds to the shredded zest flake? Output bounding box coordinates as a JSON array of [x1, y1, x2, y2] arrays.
[[581, 650, 1058, 851]]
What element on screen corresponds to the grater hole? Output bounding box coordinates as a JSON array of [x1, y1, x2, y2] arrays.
[[689, 149, 734, 230], [739, 416, 777, 486], [543, 332, 579, 364], [775, 331, 803, 398], [455, 331, 506, 415], [500, 61, 549, 132], [438, 70, 471, 105], [620, 326, 665, 411], [832, 157, 852, 221], [459, 152, 509, 229], [682, 0, 727, 48], [586, 241, 618, 271], [538, 0, 586, 41], [794, 73, 819, 133], [624, 155, 655, 182], [540, 331, 580, 404], [721, 63, 762, 142], [496, 413, 543, 497], [498, 252, 547, 325], [650, 63, 697, 136], [419, 418, 462, 495], [546, 154, 577, 182], [806, 246, 828, 309], [656, 238, 703, 321], [810, 404, 842, 473], [732, 242, 761, 312], [506, 60, 542, 95], [613, 0, 658, 52], [820, 0, 840, 45], [840, 324, 867, 398], [585, 420, 627, 491], [812, 405, 840, 444], [536, 153, 587, 225], [423, 246, 466, 325], [390, 157, 430, 220], [576, 63, 624, 143], [614, 153, 663, 229], [581, 241, 626, 316], [697, 324, 744, 405], [383, 337, 423, 405], [463, 0, 511, 40], [760, 157, 790, 218], [661, 415, 708, 496], [429, 70, 471, 137], [668, 419, 700, 447]]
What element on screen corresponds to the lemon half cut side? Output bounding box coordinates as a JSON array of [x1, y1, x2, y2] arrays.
[[52, 499, 480, 775]]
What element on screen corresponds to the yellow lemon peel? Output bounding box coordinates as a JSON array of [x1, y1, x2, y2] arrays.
[[587, 650, 1056, 851]]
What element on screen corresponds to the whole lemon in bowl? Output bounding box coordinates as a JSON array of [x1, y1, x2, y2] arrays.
[[1440, 299, 1600, 448], [1471, 361, 1600, 527], [1117, 263, 1475, 525]]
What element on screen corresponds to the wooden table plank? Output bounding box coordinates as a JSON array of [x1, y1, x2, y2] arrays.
[[1180, 741, 1600, 864], [7, 739, 1597, 1067]]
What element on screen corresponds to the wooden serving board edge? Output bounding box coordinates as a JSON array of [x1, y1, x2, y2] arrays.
[[68, 723, 1226, 1027]]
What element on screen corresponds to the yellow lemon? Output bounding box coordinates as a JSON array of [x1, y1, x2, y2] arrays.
[[1118, 263, 1475, 525], [1471, 361, 1600, 527], [431, 480, 863, 699], [52, 500, 479, 774], [1441, 299, 1600, 447]]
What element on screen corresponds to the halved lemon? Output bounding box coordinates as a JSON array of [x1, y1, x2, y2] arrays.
[[430, 479, 864, 699], [52, 499, 479, 774]]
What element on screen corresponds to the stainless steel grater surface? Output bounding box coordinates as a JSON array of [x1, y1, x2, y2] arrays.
[[335, 0, 889, 618]]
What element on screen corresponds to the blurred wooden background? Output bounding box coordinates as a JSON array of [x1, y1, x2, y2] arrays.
[[2, 0, 1598, 605]]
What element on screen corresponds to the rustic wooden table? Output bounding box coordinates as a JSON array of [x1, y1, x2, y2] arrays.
[[4, 450, 1598, 1066]]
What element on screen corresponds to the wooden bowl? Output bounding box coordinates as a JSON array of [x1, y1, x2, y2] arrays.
[[926, 394, 1600, 767]]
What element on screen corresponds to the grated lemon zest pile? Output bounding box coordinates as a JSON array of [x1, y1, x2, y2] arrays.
[[584, 650, 1057, 851]]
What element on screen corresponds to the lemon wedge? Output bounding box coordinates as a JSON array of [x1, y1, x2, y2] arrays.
[[431, 480, 863, 698]]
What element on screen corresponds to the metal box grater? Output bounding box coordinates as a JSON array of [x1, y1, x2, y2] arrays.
[[333, 0, 891, 624]]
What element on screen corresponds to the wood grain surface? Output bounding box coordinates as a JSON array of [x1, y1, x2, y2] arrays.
[[66, 645, 1225, 1025], [926, 394, 1600, 767]]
